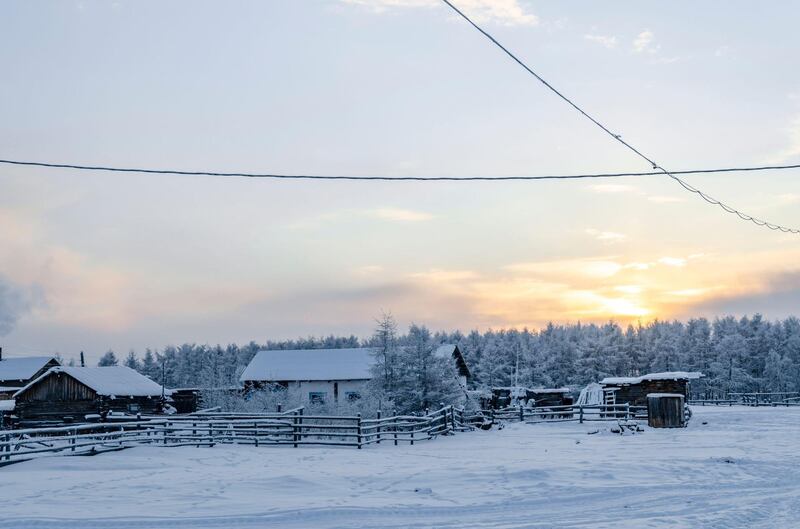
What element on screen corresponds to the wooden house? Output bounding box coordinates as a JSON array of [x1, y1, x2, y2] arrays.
[[0, 354, 61, 397], [13, 366, 169, 422], [240, 348, 375, 404], [600, 372, 703, 407]]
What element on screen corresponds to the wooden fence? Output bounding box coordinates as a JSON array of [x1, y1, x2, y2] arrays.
[[0, 406, 464, 465], [689, 393, 800, 407], [0, 403, 655, 466], [480, 403, 646, 424]]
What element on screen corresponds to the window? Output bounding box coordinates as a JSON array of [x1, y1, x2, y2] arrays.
[[308, 392, 326, 405], [127, 403, 140, 413], [345, 392, 361, 402]]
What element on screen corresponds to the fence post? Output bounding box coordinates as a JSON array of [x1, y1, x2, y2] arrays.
[[626, 403, 631, 420], [3, 433, 9, 461], [393, 412, 398, 446], [298, 408, 304, 445], [579, 406, 584, 424], [293, 411, 298, 448], [254, 421, 259, 448], [193, 422, 197, 448], [163, 422, 169, 445], [519, 404, 524, 423], [357, 413, 362, 449], [376, 409, 381, 445], [277, 403, 282, 413]]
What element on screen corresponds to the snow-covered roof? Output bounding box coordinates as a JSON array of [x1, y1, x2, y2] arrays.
[[601, 372, 704, 385], [434, 344, 457, 359], [14, 366, 168, 398], [0, 356, 58, 382], [433, 344, 471, 378], [240, 348, 375, 382], [0, 399, 15, 411], [528, 388, 571, 394], [646, 393, 685, 398]]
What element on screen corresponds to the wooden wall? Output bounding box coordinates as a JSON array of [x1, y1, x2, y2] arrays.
[[14, 372, 162, 421], [607, 379, 689, 407]]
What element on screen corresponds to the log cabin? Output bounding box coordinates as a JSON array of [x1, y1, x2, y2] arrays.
[[600, 372, 703, 407], [0, 353, 61, 398], [13, 366, 170, 422]]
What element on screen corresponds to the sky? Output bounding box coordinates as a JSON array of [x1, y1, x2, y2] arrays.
[[1, 0, 800, 361]]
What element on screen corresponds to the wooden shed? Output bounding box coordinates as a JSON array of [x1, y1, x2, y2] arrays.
[[647, 393, 686, 428], [13, 366, 169, 423], [600, 372, 703, 407]]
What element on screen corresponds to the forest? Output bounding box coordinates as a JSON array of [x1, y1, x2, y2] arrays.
[[79, 313, 800, 407]]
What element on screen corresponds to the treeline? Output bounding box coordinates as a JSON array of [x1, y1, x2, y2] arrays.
[[90, 313, 800, 399]]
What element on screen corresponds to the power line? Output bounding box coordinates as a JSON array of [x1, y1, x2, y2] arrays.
[[1, 158, 799, 182], [440, 0, 800, 235]]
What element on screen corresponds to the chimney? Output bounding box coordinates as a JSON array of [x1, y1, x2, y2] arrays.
[[80, 351, 85, 367]]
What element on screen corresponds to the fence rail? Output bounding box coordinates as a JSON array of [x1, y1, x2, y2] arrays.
[[0, 405, 466, 465], [0, 401, 660, 465], [479, 404, 646, 424]]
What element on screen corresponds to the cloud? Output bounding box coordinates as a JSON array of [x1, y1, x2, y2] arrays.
[[365, 207, 434, 222], [633, 30, 659, 54], [769, 115, 800, 163], [584, 34, 617, 49], [778, 193, 800, 205], [0, 275, 43, 336], [686, 270, 800, 319], [658, 256, 687, 267], [341, 0, 538, 26], [647, 195, 684, 203], [586, 183, 636, 194], [585, 229, 626, 242]]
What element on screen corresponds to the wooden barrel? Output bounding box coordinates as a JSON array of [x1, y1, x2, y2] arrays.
[[647, 393, 686, 428]]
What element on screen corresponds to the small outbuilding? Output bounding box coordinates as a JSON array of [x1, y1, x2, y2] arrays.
[[13, 366, 169, 422], [600, 372, 703, 407]]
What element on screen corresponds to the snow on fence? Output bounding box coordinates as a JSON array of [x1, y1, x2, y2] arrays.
[[688, 393, 800, 407], [0, 406, 464, 465], [1, 403, 654, 465], [484, 403, 647, 424]]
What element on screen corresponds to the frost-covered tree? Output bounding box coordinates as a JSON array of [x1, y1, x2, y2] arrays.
[[97, 350, 118, 366]]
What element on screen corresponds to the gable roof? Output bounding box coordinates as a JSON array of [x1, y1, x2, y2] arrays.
[[601, 371, 704, 386], [240, 348, 375, 382], [434, 344, 471, 378], [0, 356, 59, 382], [15, 366, 167, 398]]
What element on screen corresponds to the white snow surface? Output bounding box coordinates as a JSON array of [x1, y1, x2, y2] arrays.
[[1, 407, 798, 528], [0, 399, 14, 411], [240, 348, 374, 382], [601, 371, 704, 385], [0, 356, 55, 382], [14, 366, 167, 398]]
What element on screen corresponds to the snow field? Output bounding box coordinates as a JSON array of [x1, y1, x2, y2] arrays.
[[1, 406, 798, 528]]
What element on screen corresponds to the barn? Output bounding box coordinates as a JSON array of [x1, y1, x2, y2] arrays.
[[240, 348, 374, 404], [13, 366, 169, 422], [0, 354, 61, 399], [600, 372, 704, 407]]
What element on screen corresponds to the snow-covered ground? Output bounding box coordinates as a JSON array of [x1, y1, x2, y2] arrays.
[[2, 406, 798, 528]]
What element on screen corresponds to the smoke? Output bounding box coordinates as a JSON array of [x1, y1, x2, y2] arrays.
[[0, 275, 43, 336]]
